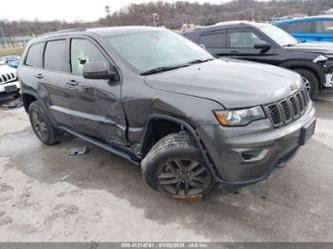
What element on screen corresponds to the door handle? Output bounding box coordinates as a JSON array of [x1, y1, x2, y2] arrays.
[[66, 80, 79, 86], [34, 73, 44, 79], [229, 51, 239, 55]]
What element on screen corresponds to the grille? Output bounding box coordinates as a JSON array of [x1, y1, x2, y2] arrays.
[[0, 73, 16, 85], [265, 88, 310, 128]]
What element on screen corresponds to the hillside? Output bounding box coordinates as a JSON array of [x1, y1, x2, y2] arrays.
[[1, 0, 333, 36]]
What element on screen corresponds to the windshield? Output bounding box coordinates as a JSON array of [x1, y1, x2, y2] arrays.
[[258, 24, 298, 47], [106, 29, 213, 73]]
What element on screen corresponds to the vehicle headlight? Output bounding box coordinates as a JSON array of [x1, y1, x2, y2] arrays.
[[313, 55, 328, 63], [214, 106, 266, 126]]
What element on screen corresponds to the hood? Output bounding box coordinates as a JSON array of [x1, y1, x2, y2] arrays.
[[285, 42, 333, 55], [0, 64, 16, 75], [144, 59, 302, 109]]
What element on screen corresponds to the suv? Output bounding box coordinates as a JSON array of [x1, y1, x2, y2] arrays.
[[18, 27, 316, 197], [0, 63, 20, 100], [273, 16, 333, 42], [183, 21, 333, 99]]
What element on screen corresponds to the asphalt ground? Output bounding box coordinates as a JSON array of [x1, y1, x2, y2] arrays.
[[0, 93, 332, 242]]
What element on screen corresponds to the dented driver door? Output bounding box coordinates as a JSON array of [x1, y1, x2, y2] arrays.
[[68, 36, 127, 146]]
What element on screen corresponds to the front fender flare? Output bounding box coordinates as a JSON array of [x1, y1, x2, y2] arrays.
[[140, 114, 222, 181]]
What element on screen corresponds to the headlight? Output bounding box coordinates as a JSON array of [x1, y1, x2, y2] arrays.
[[313, 55, 328, 63], [214, 106, 266, 126]]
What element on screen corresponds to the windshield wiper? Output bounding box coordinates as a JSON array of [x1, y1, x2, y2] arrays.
[[140, 64, 190, 76], [283, 44, 296, 47], [187, 58, 214, 64], [140, 59, 214, 75]]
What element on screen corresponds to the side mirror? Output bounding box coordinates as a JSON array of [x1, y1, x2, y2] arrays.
[[254, 41, 271, 53], [82, 61, 118, 80]]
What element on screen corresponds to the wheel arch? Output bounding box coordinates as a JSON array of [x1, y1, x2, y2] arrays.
[[279, 60, 324, 90], [140, 114, 220, 181], [22, 92, 38, 113], [21, 90, 58, 128]]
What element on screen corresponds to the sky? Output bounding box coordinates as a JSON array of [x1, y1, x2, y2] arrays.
[[0, 0, 239, 22]]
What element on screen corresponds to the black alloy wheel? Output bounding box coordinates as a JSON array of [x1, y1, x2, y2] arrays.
[[157, 159, 212, 196]]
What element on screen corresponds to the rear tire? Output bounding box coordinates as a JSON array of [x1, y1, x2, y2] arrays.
[[28, 101, 60, 145], [294, 68, 319, 99], [141, 132, 215, 197]]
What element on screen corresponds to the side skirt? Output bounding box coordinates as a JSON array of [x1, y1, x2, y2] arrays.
[[59, 126, 141, 165]]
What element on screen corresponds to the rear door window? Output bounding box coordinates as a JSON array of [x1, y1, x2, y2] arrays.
[[198, 32, 226, 48], [44, 39, 67, 72], [25, 43, 43, 67]]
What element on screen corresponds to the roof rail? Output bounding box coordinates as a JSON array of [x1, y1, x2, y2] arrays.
[[214, 20, 253, 26], [38, 28, 86, 37]]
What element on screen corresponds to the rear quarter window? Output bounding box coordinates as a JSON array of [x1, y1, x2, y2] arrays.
[[25, 43, 43, 67], [44, 39, 67, 72], [315, 20, 333, 33]]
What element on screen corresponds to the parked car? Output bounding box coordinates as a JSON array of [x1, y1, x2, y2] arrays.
[[18, 27, 316, 197], [0, 55, 21, 68], [273, 16, 333, 42], [0, 63, 20, 100], [183, 21, 333, 99]]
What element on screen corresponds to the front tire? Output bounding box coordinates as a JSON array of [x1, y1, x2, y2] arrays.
[[141, 132, 215, 197], [294, 68, 319, 99], [29, 102, 60, 145]]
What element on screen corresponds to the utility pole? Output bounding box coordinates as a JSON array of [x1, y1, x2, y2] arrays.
[[105, 5, 111, 26], [153, 13, 159, 27], [0, 26, 6, 48]]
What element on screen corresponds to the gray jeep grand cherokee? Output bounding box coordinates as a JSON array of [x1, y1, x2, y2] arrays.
[[18, 27, 316, 197]]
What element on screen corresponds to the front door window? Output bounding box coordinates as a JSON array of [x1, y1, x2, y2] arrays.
[[70, 39, 108, 76], [229, 31, 263, 48]]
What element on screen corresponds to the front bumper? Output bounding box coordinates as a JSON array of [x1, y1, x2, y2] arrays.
[[324, 73, 333, 88], [0, 80, 20, 99], [197, 102, 316, 189]]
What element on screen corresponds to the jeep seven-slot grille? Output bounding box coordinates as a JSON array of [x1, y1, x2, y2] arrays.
[[265, 88, 310, 128], [0, 73, 16, 85]]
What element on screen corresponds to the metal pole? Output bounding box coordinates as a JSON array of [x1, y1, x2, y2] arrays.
[[0, 26, 5, 47], [153, 13, 157, 27]]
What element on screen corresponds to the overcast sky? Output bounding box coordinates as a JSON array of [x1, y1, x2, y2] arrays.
[[0, 0, 244, 22]]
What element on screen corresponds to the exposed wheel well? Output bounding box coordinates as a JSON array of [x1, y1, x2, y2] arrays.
[[22, 94, 37, 113], [141, 119, 184, 155], [287, 66, 322, 90]]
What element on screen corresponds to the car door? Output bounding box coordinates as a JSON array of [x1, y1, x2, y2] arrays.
[[225, 28, 276, 63], [35, 38, 73, 127], [67, 36, 126, 146], [19, 42, 43, 96]]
